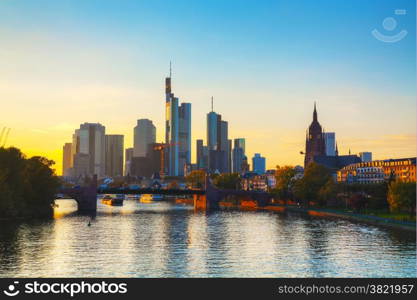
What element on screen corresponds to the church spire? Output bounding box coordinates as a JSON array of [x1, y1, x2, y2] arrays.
[[335, 142, 339, 156], [313, 101, 318, 122]]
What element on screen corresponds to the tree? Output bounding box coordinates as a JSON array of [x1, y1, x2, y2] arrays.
[[347, 192, 368, 212], [292, 163, 332, 206], [273, 165, 296, 202], [213, 173, 241, 190], [318, 178, 338, 207], [387, 181, 416, 216], [185, 170, 206, 188], [0, 147, 60, 218]]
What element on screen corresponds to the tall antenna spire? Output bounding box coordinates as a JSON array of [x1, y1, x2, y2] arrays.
[[169, 61, 172, 78], [211, 96, 214, 112]]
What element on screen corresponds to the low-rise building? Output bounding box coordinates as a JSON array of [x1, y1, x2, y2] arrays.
[[337, 157, 416, 183], [241, 172, 268, 191]]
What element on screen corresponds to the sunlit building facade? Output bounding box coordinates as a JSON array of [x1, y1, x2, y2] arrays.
[[134, 119, 156, 158], [337, 157, 416, 183], [105, 134, 124, 177], [72, 123, 106, 178]]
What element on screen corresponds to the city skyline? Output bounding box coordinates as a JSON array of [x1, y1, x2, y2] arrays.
[[0, 0, 415, 175]]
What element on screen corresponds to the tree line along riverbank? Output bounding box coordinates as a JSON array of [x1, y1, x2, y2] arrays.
[[0, 147, 60, 219]]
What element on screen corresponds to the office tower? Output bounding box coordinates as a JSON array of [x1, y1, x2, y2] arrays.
[[228, 139, 232, 173], [165, 64, 181, 176], [72, 123, 106, 177], [206, 98, 229, 173], [196, 139, 209, 170], [219, 120, 230, 173], [207, 112, 218, 151], [130, 143, 164, 178], [359, 152, 372, 162], [178, 102, 191, 176], [241, 155, 250, 173], [105, 135, 124, 177], [124, 148, 133, 176], [196, 139, 204, 169], [62, 142, 72, 177], [252, 153, 266, 174], [134, 119, 156, 158], [304, 103, 326, 167], [234, 138, 245, 153], [147, 143, 164, 176], [73, 153, 90, 178], [233, 138, 246, 173], [324, 132, 336, 156]]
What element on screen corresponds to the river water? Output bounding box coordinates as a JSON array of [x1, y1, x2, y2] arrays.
[[0, 199, 415, 277]]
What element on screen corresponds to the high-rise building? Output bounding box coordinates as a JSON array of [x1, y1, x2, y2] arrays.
[[178, 102, 191, 176], [130, 143, 164, 178], [164, 64, 191, 176], [359, 152, 372, 163], [324, 132, 336, 156], [105, 135, 124, 177], [72, 123, 106, 177], [206, 99, 230, 173], [124, 148, 133, 176], [134, 119, 156, 158], [73, 153, 90, 178], [304, 103, 326, 168], [241, 155, 250, 173], [196, 139, 209, 170], [228, 139, 232, 173], [62, 142, 72, 177], [252, 153, 266, 174], [232, 138, 246, 173], [207, 111, 218, 151]]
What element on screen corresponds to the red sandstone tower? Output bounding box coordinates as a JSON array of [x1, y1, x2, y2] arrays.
[[304, 103, 326, 168]]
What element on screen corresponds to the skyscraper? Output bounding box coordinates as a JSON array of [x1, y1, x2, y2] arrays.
[[105, 134, 124, 177], [124, 148, 133, 176], [252, 153, 266, 174], [178, 102, 191, 176], [134, 119, 156, 158], [72, 123, 106, 177], [165, 64, 179, 176], [62, 142, 72, 177], [324, 132, 336, 156], [206, 99, 230, 173], [304, 103, 326, 167], [196, 139, 209, 170], [233, 138, 246, 173]]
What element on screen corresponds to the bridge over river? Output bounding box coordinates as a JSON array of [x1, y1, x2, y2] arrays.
[[60, 176, 273, 212]]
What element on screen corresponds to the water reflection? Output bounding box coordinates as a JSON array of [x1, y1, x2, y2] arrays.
[[0, 199, 415, 277]]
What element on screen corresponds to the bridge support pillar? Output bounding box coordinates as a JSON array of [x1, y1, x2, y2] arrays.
[[77, 175, 98, 213]]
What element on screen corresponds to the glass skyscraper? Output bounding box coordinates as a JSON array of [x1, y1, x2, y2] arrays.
[[165, 66, 191, 176]]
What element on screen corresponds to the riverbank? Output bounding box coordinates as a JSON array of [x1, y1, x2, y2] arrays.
[[270, 205, 416, 232], [217, 200, 416, 232]]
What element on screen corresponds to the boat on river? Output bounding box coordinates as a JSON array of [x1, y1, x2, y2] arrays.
[[101, 194, 124, 206], [140, 194, 164, 203]]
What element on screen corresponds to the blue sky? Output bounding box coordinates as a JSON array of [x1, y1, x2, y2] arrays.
[[0, 0, 415, 173]]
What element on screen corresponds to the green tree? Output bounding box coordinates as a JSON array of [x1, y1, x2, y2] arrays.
[[213, 173, 241, 190], [318, 178, 338, 206], [387, 181, 416, 216], [0, 147, 60, 219], [272, 165, 296, 203], [293, 163, 331, 207], [185, 170, 206, 188]]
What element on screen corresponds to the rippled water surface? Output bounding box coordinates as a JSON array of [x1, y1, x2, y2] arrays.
[[0, 199, 415, 277]]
